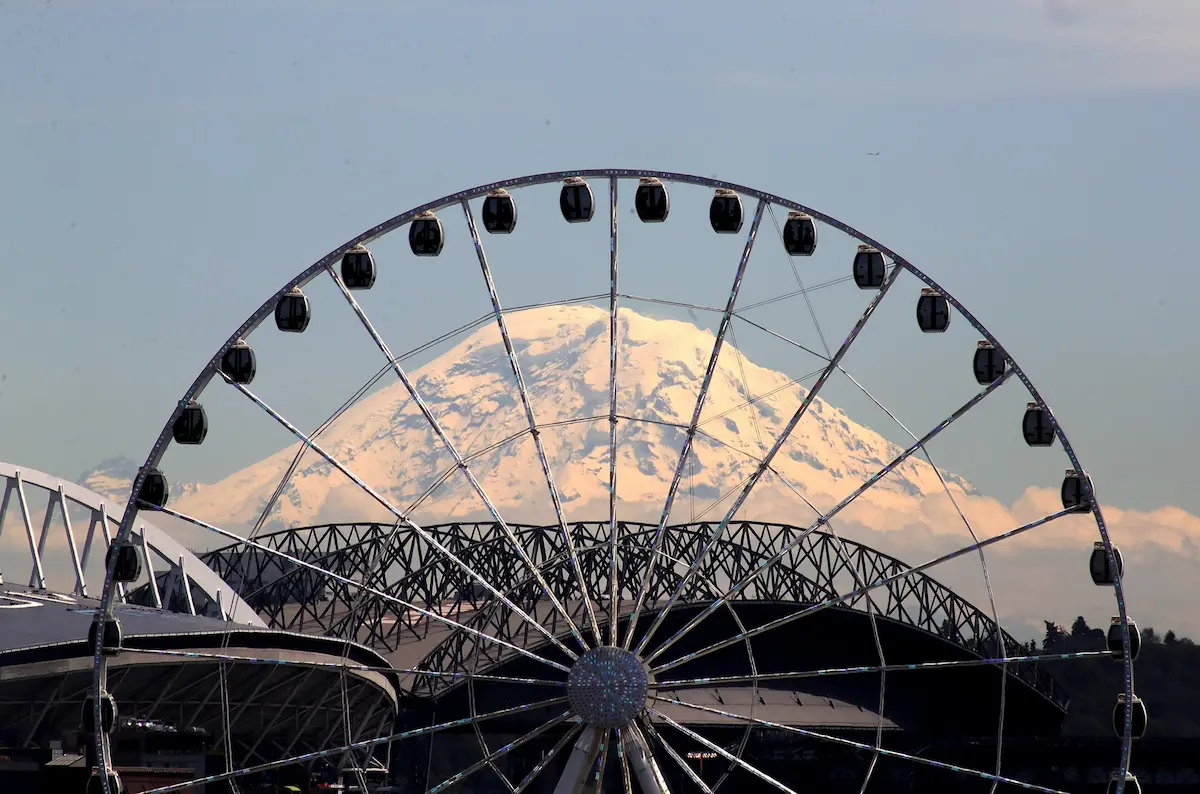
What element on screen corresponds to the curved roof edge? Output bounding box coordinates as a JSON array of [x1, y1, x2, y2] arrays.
[[0, 461, 264, 627]]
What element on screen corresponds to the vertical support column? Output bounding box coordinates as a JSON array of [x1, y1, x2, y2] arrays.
[[14, 472, 46, 590], [554, 726, 603, 794], [59, 487, 87, 597]]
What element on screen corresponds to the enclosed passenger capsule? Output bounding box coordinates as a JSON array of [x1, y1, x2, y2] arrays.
[[973, 341, 1006, 384], [853, 245, 886, 289], [1022, 402, 1055, 447], [220, 340, 256, 385], [341, 244, 376, 290], [172, 401, 207, 445], [1061, 469, 1093, 513], [1107, 616, 1141, 661], [1113, 694, 1147, 740], [409, 211, 445, 256], [482, 188, 518, 234], [274, 287, 310, 333], [916, 288, 951, 333], [1090, 541, 1124, 586], [634, 177, 670, 223], [560, 177, 594, 223], [709, 188, 743, 234], [782, 211, 817, 256], [87, 771, 124, 794], [81, 692, 117, 734], [136, 467, 169, 509], [88, 616, 122, 657], [1108, 772, 1142, 794], [106, 542, 141, 583]]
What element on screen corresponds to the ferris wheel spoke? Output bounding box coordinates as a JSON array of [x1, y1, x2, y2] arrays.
[[426, 710, 573, 794], [460, 197, 603, 645], [615, 726, 635, 794], [652, 649, 1112, 688], [648, 707, 798, 794], [221, 373, 580, 661], [837, 366, 1016, 791], [653, 695, 1074, 794], [116, 646, 569, 685], [651, 506, 1076, 674], [607, 176, 622, 647], [326, 267, 591, 653], [144, 502, 571, 673], [137, 695, 568, 794], [624, 198, 768, 651], [511, 722, 584, 794], [635, 262, 902, 658], [643, 359, 1009, 666], [639, 717, 713, 793]]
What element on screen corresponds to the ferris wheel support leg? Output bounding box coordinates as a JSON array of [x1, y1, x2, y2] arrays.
[[554, 726, 605, 794], [624, 724, 670, 794]]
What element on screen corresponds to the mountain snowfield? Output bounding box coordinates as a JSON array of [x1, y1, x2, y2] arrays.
[[73, 305, 1200, 639]]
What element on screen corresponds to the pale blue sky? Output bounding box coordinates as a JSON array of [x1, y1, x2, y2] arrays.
[[0, 0, 1196, 516]]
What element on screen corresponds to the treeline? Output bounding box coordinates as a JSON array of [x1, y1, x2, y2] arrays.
[[1031, 617, 1200, 737]]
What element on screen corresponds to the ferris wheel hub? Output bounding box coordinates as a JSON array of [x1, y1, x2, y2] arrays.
[[567, 645, 649, 728]]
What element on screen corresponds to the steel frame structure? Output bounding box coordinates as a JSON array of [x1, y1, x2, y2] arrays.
[[0, 461, 260, 625], [191, 520, 1067, 707], [94, 169, 1137, 794]]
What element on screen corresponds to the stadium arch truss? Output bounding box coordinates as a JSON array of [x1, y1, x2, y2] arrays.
[[93, 170, 1139, 794], [0, 461, 260, 624]]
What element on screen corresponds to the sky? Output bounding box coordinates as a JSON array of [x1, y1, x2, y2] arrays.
[[0, 1, 1197, 634]]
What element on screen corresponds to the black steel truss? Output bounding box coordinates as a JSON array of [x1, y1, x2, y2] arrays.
[[182, 521, 1065, 708]]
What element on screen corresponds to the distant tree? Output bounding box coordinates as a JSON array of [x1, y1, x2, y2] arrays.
[[1043, 621, 1066, 652], [1142, 627, 1162, 645], [1165, 630, 1178, 645], [1070, 616, 1091, 637]]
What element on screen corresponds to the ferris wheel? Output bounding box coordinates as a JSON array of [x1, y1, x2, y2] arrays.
[[88, 170, 1142, 794]]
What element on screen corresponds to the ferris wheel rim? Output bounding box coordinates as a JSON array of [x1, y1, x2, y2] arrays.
[[90, 168, 1137, 794]]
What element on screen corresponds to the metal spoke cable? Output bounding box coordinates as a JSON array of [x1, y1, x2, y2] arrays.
[[635, 264, 902, 657], [462, 198, 603, 644], [642, 359, 1006, 666], [144, 503, 570, 673], [623, 199, 767, 651], [224, 372, 579, 661], [328, 268, 589, 652], [650, 507, 1075, 673]]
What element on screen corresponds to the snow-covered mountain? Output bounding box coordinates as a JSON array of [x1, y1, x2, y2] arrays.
[[73, 304, 1200, 638], [165, 305, 978, 535]]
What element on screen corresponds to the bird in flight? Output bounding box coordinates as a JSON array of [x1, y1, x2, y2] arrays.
[[866, 151, 880, 156]]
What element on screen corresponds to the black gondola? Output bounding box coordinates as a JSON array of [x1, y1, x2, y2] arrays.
[[852, 245, 886, 289], [1090, 541, 1124, 586], [87, 771, 123, 794], [1107, 616, 1141, 661], [81, 693, 117, 734], [782, 211, 817, 256], [709, 188, 743, 234], [482, 189, 518, 234], [220, 340, 256, 385], [341, 244, 376, 290], [409, 211, 445, 256], [1022, 402, 1055, 446], [172, 401, 207, 445], [916, 288, 951, 333], [972, 341, 1006, 384], [88, 617, 122, 657], [1061, 469, 1093, 513], [1107, 773, 1141, 794], [1113, 694, 1147, 740], [137, 468, 169, 509], [274, 287, 310, 333], [560, 177, 594, 223], [106, 542, 141, 583], [634, 177, 670, 223]]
